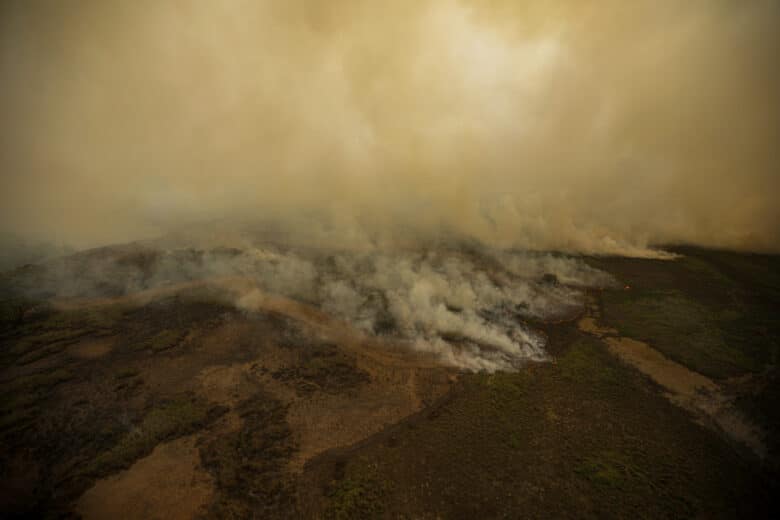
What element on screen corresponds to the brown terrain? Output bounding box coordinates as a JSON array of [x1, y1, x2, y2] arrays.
[[0, 245, 777, 518]]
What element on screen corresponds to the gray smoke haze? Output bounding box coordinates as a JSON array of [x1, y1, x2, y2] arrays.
[[7, 240, 614, 370], [1, 0, 779, 253]]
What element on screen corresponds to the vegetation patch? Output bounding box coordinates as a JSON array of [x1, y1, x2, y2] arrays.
[[590, 248, 780, 471], [114, 369, 140, 380], [84, 395, 224, 477], [0, 367, 75, 435], [1, 305, 126, 368], [590, 249, 779, 380], [574, 451, 628, 488], [324, 462, 386, 520], [273, 343, 370, 396], [1, 368, 74, 396], [126, 297, 235, 333], [0, 296, 39, 333], [601, 289, 756, 378], [134, 329, 187, 353], [305, 332, 767, 518], [558, 338, 626, 392], [200, 393, 296, 518]]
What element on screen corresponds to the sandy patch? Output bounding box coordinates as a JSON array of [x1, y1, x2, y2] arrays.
[[69, 337, 115, 359], [195, 353, 452, 473], [579, 310, 766, 458], [577, 316, 617, 337], [76, 436, 213, 520], [197, 363, 254, 407], [285, 365, 450, 471], [604, 336, 717, 396]]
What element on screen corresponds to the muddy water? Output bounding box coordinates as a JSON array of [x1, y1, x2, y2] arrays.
[[578, 308, 766, 458]]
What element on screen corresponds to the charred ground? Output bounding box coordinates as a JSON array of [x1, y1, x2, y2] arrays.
[[0, 245, 777, 518]]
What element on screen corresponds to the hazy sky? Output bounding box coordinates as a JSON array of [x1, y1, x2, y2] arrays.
[[1, 0, 778, 253]]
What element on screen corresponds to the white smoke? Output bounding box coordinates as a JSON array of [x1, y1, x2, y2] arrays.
[[15, 239, 615, 371]]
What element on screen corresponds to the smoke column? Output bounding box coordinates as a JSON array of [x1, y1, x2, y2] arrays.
[[1, 0, 779, 253]]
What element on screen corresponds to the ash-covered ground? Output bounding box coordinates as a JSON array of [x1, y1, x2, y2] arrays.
[[0, 240, 777, 518]]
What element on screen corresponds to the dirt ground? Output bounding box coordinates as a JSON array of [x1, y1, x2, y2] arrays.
[[0, 247, 777, 518]]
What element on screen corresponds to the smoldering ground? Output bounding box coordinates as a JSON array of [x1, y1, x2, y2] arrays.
[[1, 0, 779, 253], [4, 235, 615, 371]]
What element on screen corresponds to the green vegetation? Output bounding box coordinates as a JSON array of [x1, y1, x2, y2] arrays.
[[15, 344, 71, 366], [677, 247, 780, 302], [0, 296, 37, 333], [558, 337, 625, 390], [590, 249, 779, 379], [85, 396, 222, 477], [9, 328, 85, 358], [200, 394, 296, 518], [601, 289, 757, 378], [0, 246, 776, 517], [273, 343, 370, 395], [1, 304, 126, 368], [589, 249, 780, 466], [574, 449, 661, 491], [325, 463, 385, 520], [0, 368, 74, 439], [29, 306, 124, 334], [575, 451, 626, 488], [134, 329, 187, 352], [114, 369, 140, 380], [312, 335, 765, 518], [0, 395, 41, 435], [2, 368, 74, 395]]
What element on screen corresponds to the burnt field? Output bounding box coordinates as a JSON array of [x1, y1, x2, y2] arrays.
[[0, 244, 777, 518]]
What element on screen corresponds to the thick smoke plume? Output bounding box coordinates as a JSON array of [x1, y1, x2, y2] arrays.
[[1, 0, 778, 253], [8, 239, 614, 370]]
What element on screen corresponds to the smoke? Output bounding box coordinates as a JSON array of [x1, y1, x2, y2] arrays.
[[1, 0, 778, 253], [7, 239, 614, 370]]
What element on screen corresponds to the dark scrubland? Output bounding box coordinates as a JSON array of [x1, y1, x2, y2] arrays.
[[588, 247, 780, 471], [303, 334, 767, 519], [0, 245, 777, 518]]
